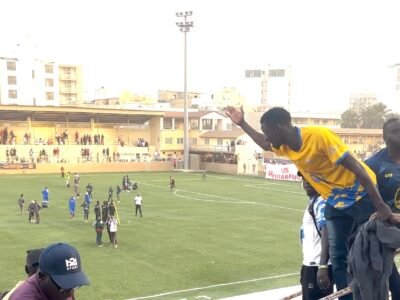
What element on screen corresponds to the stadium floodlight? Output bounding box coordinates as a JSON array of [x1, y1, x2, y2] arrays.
[[175, 11, 194, 170]]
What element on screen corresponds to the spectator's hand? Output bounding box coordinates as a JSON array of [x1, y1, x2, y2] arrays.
[[370, 203, 392, 222], [317, 268, 331, 290], [389, 213, 400, 225], [225, 106, 245, 126]]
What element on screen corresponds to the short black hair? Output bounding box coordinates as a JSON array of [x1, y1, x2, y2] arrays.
[[260, 107, 291, 127], [383, 117, 400, 137]]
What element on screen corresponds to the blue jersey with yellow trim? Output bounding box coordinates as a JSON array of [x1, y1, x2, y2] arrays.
[[365, 148, 400, 211]]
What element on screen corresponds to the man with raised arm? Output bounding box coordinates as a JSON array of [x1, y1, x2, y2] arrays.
[[225, 106, 395, 299]]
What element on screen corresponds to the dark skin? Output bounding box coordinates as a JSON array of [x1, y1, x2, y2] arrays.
[[225, 105, 394, 222], [38, 272, 75, 300], [302, 179, 331, 290]]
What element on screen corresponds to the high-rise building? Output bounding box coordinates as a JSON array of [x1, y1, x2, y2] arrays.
[[241, 65, 292, 110], [349, 93, 377, 115], [0, 56, 83, 106]]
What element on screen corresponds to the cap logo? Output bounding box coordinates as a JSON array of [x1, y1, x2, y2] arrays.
[[65, 257, 78, 271]]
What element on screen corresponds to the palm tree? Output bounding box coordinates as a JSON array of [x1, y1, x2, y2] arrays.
[[341, 109, 359, 128], [358, 103, 391, 129]]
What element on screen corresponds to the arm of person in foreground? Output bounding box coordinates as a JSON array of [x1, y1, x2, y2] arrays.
[[340, 154, 393, 222], [225, 106, 272, 151], [317, 226, 331, 289]]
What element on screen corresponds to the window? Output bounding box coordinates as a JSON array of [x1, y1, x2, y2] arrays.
[[45, 64, 53, 73], [165, 137, 173, 144], [191, 138, 197, 145], [204, 138, 209, 145], [45, 78, 54, 87], [202, 119, 212, 130], [217, 138, 223, 145], [7, 61, 16, 71], [163, 118, 172, 129], [8, 76, 17, 85], [46, 92, 54, 100], [269, 69, 285, 77], [8, 90, 17, 98], [190, 119, 199, 129], [177, 138, 183, 144]]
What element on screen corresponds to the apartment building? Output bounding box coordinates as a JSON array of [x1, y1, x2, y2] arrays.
[[0, 56, 83, 106], [241, 65, 292, 110], [349, 93, 377, 115]]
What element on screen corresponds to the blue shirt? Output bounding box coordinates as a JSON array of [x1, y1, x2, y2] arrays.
[[365, 148, 400, 210]]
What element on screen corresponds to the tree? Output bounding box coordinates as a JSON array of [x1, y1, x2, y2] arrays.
[[358, 103, 391, 129], [341, 109, 359, 128]]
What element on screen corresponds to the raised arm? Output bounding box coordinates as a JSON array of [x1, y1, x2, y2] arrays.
[[339, 154, 392, 221], [225, 106, 272, 151]]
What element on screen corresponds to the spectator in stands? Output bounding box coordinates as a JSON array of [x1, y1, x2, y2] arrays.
[[364, 118, 400, 298], [0, 248, 44, 299], [298, 171, 333, 299], [8, 242, 89, 300], [225, 106, 395, 299]]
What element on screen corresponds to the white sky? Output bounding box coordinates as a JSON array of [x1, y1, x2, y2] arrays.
[[1, 0, 400, 113]]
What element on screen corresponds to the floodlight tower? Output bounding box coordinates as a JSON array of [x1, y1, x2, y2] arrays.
[[176, 11, 193, 170]]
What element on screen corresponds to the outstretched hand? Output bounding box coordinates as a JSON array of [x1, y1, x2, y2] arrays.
[[225, 106, 245, 126]]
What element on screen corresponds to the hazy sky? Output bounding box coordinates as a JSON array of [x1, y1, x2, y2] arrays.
[[1, 0, 400, 113]]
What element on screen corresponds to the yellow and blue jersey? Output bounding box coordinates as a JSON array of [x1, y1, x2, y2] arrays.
[[273, 126, 376, 209]]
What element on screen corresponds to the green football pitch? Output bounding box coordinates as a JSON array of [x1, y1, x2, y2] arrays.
[[0, 171, 308, 300]]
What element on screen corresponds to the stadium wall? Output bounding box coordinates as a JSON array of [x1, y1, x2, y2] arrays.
[[0, 161, 173, 175]]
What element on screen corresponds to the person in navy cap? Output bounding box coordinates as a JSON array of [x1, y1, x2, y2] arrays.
[[9, 242, 90, 300]]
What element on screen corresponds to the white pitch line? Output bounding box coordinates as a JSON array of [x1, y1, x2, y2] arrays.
[[174, 190, 303, 212], [125, 272, 298, 300], [244, 184, 304, 195], [138, 182, 303, 212]]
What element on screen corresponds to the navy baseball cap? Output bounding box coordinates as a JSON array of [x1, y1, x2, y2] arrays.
[[39, 243, 90, 289]]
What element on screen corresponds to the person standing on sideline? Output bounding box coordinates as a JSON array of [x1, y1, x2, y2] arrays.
[[94, 200, 101, 220], [33, 200, 41, 224], [364, 118, 400, 299], [134, 193, 143, 217], [41, 187, 49, 208], [108, 215, 118, 248], [202, 169, 207, 181], [298, 172, 333, 299], [28, 201, 35, 223], [60, 166, 64, 178], [93, 217, 104, 247], [68, 195, 76, 218], [18, 194, 25, 215], [116, 185, 121, 202], [225, 106, 395, 299], [169, 176, 175, 192]]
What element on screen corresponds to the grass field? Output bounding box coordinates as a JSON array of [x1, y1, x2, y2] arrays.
[[0, 171, 309, 300]]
